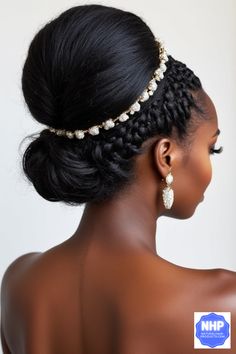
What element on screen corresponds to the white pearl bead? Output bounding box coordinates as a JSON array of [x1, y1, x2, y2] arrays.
[[166, 172, 173, 184], [66, 131, 74, 139], [118, 113, 129, 122], [56, 129, 65, 136], [148, 80, 157, 91], [155, 68, 162, 75], [161, 53, 168, 61], [49, 127, 56, 132], [103, 119, 115, 130], [139, 90, 149, 102], [75, 130, 85, 139], [160, 63, 167, 72], [130, 102, 140, 112], [156, 71, 164, 80], [88, 126, 99, 135]]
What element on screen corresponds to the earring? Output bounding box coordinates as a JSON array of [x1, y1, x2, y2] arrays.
[[162, 168, 174, 209]]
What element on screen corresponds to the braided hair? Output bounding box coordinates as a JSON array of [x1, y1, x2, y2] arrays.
[[20, 4, 208, 206]]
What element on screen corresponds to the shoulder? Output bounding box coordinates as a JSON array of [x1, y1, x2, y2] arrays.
[[1, 252, 42, 353], [1, 252, 42, 302], [1, 244, 75, 310], [1, 252, 42, 299], [1, 252, 46, 306], [1, 241, 75, 290], [0, 247, 74, 353], [1, 251, 41, 280], [114, 254, 236, 353]]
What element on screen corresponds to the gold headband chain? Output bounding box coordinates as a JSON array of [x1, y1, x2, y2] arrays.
[[47, 37, 168, 139]]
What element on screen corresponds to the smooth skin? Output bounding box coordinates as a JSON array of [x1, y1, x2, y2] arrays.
[[1, 89, 236, 354]]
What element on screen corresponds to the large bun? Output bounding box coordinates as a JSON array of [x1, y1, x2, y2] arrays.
[[21, 128, 138, 205]]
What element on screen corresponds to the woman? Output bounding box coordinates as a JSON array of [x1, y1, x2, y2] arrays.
[[1, 4, 235, 354]]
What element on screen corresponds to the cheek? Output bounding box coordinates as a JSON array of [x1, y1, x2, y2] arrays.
[[193, 153, 213, 190], [180, 151, 212, 192], [172, 152, 212, 215]]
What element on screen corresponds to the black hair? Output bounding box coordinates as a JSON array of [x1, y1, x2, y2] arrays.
[[20, 4, 207, 206]]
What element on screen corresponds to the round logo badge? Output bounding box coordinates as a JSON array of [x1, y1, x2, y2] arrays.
[[195, 312, 230, 348]]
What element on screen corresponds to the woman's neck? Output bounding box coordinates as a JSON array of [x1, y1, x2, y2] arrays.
[[72, 185, 160, 255]]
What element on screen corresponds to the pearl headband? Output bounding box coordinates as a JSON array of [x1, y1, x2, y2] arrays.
[[47, 37, 168, 139]]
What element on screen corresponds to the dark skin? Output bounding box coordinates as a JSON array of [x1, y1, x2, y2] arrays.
[[1, 89, 236, 354]]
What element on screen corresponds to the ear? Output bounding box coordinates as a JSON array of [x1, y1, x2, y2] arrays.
[[153, 138, 180, 179]]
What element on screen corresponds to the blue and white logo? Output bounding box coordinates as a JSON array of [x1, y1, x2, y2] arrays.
[[194, 312, 231, 349]]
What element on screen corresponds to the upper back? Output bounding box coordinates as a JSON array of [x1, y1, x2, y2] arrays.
[[1, 237, 236, 354]]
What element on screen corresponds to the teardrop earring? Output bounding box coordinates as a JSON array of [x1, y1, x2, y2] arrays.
[[162, 168, 174, 209]]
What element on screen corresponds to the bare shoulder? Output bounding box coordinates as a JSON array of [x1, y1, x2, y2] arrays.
[[0, 245, 77, 353], [115, 254, 236, 353], [1, 251, 44, 306], [1, 251, 41, 280], [1, 252, 42, 353], [1, 252, 42, 305], [1, 243, 76, 306]]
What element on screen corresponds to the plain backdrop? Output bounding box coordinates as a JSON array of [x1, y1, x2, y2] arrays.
[[0, 3, 235, 345]]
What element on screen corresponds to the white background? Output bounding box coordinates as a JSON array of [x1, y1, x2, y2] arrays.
[[0, 3, 235, 345]]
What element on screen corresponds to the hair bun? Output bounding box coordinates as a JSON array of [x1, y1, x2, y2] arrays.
[[20, 5, 203, 205]]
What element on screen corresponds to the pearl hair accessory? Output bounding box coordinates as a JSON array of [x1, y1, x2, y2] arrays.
[[47, 37, 168, 139]]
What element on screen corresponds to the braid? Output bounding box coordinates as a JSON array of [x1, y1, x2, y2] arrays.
[[21, 55, 206, 205]]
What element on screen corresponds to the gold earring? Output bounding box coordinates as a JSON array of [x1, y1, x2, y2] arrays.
[[162, 168, 174, 209]]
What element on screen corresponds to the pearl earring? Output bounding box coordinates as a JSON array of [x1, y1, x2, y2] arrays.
[[162, 169, 174, 209]]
